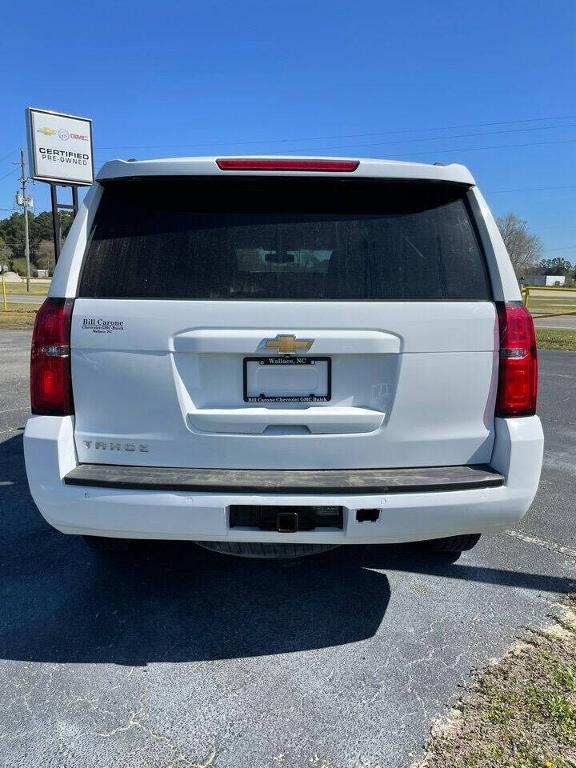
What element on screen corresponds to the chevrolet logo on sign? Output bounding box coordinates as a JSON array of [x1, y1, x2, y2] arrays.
[[37, 127, 57, 136], [258, 334, 314, 354]]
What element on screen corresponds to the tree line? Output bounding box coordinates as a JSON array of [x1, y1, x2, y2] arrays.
[[0, 211, 73, 276], [0, 209, 573, 282], [496, 212, 574, 281]]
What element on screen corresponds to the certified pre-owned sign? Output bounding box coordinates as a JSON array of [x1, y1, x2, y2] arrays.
[[26, 107, 94, 185]]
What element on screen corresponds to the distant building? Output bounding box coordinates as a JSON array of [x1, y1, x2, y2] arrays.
[[0, 271, 22, 283], [522, 275, 566, 287]]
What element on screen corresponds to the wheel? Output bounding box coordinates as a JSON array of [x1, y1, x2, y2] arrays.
[[195, 541, 340, 559], [421, 533, 481, 554]]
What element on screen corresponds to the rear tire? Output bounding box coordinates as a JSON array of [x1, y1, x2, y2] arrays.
[[196, 541, 340, 559], [421, 533, 481, 554]]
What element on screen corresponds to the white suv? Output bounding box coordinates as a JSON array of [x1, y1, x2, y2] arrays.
[[24, 156, 544, 558]]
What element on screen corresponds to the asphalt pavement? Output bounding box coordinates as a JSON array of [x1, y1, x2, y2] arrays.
[[0, 331, 574, 768]]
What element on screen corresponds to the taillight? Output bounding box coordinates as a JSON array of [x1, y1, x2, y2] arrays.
[[496, 303, 538, 417], [31, 298, 74, 416], [216, 158, 360, 172]]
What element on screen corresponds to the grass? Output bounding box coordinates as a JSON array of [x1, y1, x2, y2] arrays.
[[4, 281, 49, 296], [536, 328, 576, 351], [418, 596, 576, 768], [0, 303, 38, 329], [530, 307, 576, 318], [524, 287, 576, 321], [526, 294, 576, 319]]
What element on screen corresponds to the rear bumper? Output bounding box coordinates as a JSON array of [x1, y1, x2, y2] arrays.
[[24, 415, 544, 544], [64, 463, 504, 494]]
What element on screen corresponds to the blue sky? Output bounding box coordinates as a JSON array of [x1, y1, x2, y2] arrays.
[[1, 0, 575, 260]]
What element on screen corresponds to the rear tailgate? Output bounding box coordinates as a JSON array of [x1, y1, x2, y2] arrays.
[[71, 175, 496, 470]]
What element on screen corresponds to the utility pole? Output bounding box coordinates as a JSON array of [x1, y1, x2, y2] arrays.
[[17, 149, 32, 293]]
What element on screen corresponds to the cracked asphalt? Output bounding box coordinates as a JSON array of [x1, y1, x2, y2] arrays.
[[0, 331, 574, 768]]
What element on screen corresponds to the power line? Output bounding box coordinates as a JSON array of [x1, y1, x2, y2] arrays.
[[0, 168, 18, 182], [278, 123, 576, 154], [531, 224, 576, 231], [95, 135, 576, 167], [383, 137, 576, 158], [487, 185, 576, 194], [289, 131, 576, 155], [96, 113, 576, 152], [0, 148, 19, 166]]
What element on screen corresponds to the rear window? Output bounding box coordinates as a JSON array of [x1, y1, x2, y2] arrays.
[[79, 177, 491, 301]]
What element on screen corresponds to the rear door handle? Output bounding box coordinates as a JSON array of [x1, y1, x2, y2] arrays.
[[187, 407, 385, 435]]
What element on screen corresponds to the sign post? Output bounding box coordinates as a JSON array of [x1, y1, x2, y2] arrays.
[[50, 185, 62, 261], [1, 270, 7, 313], [26, 108, 94, 264]]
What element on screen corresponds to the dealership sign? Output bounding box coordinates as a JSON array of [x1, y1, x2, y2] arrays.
[[26, 108, 94, 186]]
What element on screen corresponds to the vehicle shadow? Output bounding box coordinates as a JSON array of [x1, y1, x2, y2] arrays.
[[1, 434, 393, 664], [0, 433, 573, 667]]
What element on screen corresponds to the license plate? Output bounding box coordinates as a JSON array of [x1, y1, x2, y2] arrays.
[[243, 357, 331, 403]]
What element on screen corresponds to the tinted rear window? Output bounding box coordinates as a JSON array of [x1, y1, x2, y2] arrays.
[[79, 177, 491, 300]]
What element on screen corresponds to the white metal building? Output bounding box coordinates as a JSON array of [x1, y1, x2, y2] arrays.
[[522, 275, 566, 287]]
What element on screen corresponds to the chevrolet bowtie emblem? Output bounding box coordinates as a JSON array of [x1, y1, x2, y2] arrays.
[[258, 334, 314, 354], [37, 127, 57, 136]]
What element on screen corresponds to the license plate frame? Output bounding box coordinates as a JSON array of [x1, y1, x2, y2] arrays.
[[243, 356, 332, 404]]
